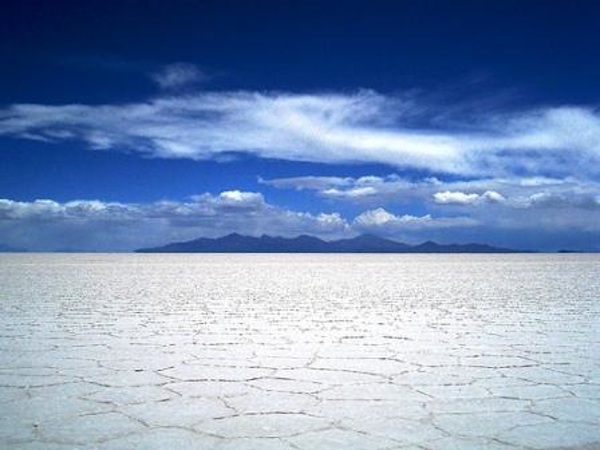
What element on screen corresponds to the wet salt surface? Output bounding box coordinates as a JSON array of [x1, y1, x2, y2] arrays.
[[0, 253, 599, 449]]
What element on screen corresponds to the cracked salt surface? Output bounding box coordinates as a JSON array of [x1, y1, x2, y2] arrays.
[[1, 253, 599, 449]]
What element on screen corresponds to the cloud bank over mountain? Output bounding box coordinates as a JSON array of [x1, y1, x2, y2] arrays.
[[1, 182, 598, 251]]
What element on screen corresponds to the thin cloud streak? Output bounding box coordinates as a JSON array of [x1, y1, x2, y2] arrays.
[[151, 63, 208, 89], [1, 91, 599, 177], [262, 174, 600, 210]]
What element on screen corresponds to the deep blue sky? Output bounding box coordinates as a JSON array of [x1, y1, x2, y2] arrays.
[[2, 1, 600, 103], [1, 1, 599, 251]]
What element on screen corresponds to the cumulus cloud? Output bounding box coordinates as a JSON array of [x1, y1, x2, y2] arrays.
[[353, 207, 408, 227], [151, 63, 208, 89], [353, 207, 476, 230], [433, 190, 505, 205], [0, 192, 351, 251], [1, 190, 598, 251], [1, 91, 600, 177], [433, 191, 479, 205], [482, 191, 506, 203], [0, 192, 491, 251]]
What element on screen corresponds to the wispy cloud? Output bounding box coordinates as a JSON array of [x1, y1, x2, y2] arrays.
[[150, 63, 208, 89], [261, 174, 429, 201], [263, 174, 600, 209], [1, 91, 599, 177]]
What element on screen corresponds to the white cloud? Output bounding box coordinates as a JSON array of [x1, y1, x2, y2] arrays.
[[1, 191, 599, 251], [433, 191, 480, 205], [263, 174, 599, 212], [216, 190, 265, 209], [481, 190, 506, 203], [0, 192, 352, 251], [315, 212, 346, 228], [0, 193, 483, 251], [151, 63, 208, 89], [322, 186, 379, 198], [353, 207, 403, 227], [433, 190, 505, 205], [262, 174, 429, 202], [1, 91, 600, 177], [0, 199, 135, 220], [353, 207, 474, 230], [259, 175, 354, 191]]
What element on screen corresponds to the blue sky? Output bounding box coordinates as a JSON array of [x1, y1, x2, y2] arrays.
[[1, 0, 599, 251]]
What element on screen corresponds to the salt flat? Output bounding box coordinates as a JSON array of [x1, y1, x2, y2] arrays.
[[0, 253, 599, 449]]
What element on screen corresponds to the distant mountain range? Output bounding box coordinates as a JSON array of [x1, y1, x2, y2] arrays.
[[136, 233, 523, 253]]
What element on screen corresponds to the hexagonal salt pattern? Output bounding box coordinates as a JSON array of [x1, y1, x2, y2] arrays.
[[1, 253, 599, 449]]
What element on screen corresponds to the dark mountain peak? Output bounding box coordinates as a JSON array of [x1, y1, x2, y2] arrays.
[[412, 240, 519, 253], [354, 233, 408, 245], [294, 234, 322, 240], [354, 233, 388, 241], [333, 234, 410, 252], [220, 232, 245, 239], [413, 240, 441, 250], [136, 234, 522, 253], [290, 234, 326, 243]]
